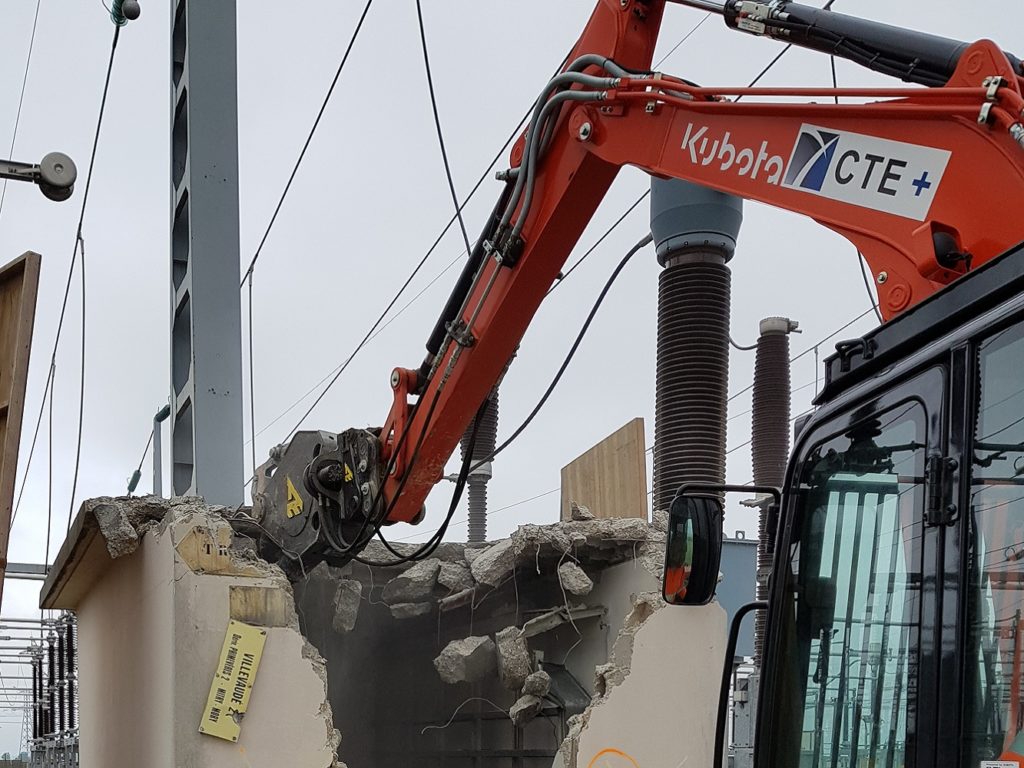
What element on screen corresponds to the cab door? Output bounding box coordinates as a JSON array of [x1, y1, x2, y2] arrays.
[[954, 318, 1024, 767], [757, 366, 947, 768]]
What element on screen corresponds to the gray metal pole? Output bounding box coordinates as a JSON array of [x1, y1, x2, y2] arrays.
[[169, 0, 244, 506], [153, 403, 171, 498]]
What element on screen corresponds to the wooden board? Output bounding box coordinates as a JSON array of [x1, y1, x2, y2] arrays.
[[0, 252, 41, 607], [560, 417, 648, 521]]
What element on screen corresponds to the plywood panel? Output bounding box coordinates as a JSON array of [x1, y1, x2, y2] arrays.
[[0, 252, 41, 607], [560, 417, 648, 521]]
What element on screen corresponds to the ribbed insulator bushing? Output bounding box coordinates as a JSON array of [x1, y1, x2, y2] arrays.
[[652, 258, 732, 512], [461, 392, 499, 544], [752, 323, 792, 488], [466, 479, 488, 543], [752, 317, 794, 666]]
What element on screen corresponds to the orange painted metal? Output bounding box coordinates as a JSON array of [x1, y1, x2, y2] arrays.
[[378, 0, 1024, 525]]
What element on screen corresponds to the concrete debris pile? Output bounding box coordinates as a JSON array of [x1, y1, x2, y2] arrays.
[[296, 513, 670, 735], [324, 517, 664, 635]]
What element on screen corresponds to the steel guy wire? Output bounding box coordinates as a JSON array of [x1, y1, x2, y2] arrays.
[[240, 0, 375, 285], [15, 26, 122, 548], [0, 0, 43, 225], [414, 0, 473, 264], [253, 18, 718, 446]]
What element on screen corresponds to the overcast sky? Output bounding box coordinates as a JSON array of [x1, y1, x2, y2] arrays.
[[0, 0, 1019, 754]]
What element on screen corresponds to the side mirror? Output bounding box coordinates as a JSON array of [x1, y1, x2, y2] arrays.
[[662, 493, 723, 606]]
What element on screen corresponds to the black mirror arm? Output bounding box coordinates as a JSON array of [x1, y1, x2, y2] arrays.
[[715, 601, 768, 768], [674, 483, 781, 507]]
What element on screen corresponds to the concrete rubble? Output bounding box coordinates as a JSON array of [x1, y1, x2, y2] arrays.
[[433, 636, 497, 684], [570, 501, 595, 521], [557, 561, 594, 596], [390, 602, 432, 620], [332, 579, 362, 633], [437, 561, 474, 593], [495, 626, 532, 690], [522, 670, 551, 698], [381, 558, 441, 604], [509, 694, 544, 726], [74, 492, 699, 768]]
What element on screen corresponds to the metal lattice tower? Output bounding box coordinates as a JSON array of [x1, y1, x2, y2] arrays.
[[169, 0, 244, 505]]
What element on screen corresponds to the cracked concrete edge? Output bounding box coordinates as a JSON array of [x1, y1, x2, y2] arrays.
[[553, 591, 667, 767], [52, 496, 343, 766], [301, 639, 343, 764]]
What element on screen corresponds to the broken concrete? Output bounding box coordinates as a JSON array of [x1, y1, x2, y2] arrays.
[[509, 694, 544, 726], [594, 663, 626, 698], [332, 579, 362, 633], [557, 561, 594, 596], [570, 501, 595, 521], [381, 558, 442, 604], [390, 602, 432, 620], [433, 636, 496, 684], [469, 537, 517, 586], [86, 495, 218, 558], [437, 560, 474, 593], [522, 670, 551, 698], [652, 508, 669, 532], [495, 626, 532, 690], [469, 517, 650, 587], [44, 495, 342, 768]]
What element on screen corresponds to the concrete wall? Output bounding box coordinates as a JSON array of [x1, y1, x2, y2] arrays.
[[560, 603, 727, 768], [77, 515, 175, 768], [45, 498, 340, 768]]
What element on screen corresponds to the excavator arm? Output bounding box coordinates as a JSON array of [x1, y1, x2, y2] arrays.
[[252, 0, 1024, 570]]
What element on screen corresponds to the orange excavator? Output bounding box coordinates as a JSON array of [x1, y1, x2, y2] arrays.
[[252, 2, 1024, 765]]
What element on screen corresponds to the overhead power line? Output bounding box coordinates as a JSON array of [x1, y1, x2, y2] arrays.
[[240, 0, 375, 284], [0, 0, 43, 224], [13, 26, 123, 546], [253, 15, 716, 446], [414, 0, 473, 263]]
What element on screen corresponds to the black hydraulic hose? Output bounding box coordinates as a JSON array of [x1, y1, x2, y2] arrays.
[[421, 184, 513, 373], [726, 3, 1022, 85]]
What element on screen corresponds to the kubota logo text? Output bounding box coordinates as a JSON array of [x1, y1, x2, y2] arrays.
[[681, 123, 785, 184], [679, 122, 952, 221]]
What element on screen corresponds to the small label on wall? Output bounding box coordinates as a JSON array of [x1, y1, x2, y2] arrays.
[[198, 620, 267, 742]]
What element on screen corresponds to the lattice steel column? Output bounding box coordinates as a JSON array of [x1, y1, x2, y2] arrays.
[[169, 0, 244, 504]]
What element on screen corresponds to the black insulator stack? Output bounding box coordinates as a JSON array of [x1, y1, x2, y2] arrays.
[[752, 319, 794, 488], [751, 317, 796, 666], [66, 622, 76, 732], [460, 391, 499, 544], [57, 629, 66, 734], [47, 637, 55, 737], [653, 258, 732, 511], [31, 657, 38, 740]]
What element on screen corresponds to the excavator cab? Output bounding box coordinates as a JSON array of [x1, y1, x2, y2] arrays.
[[663, 240, 1024, 768]]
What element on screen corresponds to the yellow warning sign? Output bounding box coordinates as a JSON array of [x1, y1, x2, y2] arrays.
[[199, 620, 267, 742], [285, 476, 304, 518]]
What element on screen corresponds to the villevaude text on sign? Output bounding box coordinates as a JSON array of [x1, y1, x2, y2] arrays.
[[199, 619, 267, 742]]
